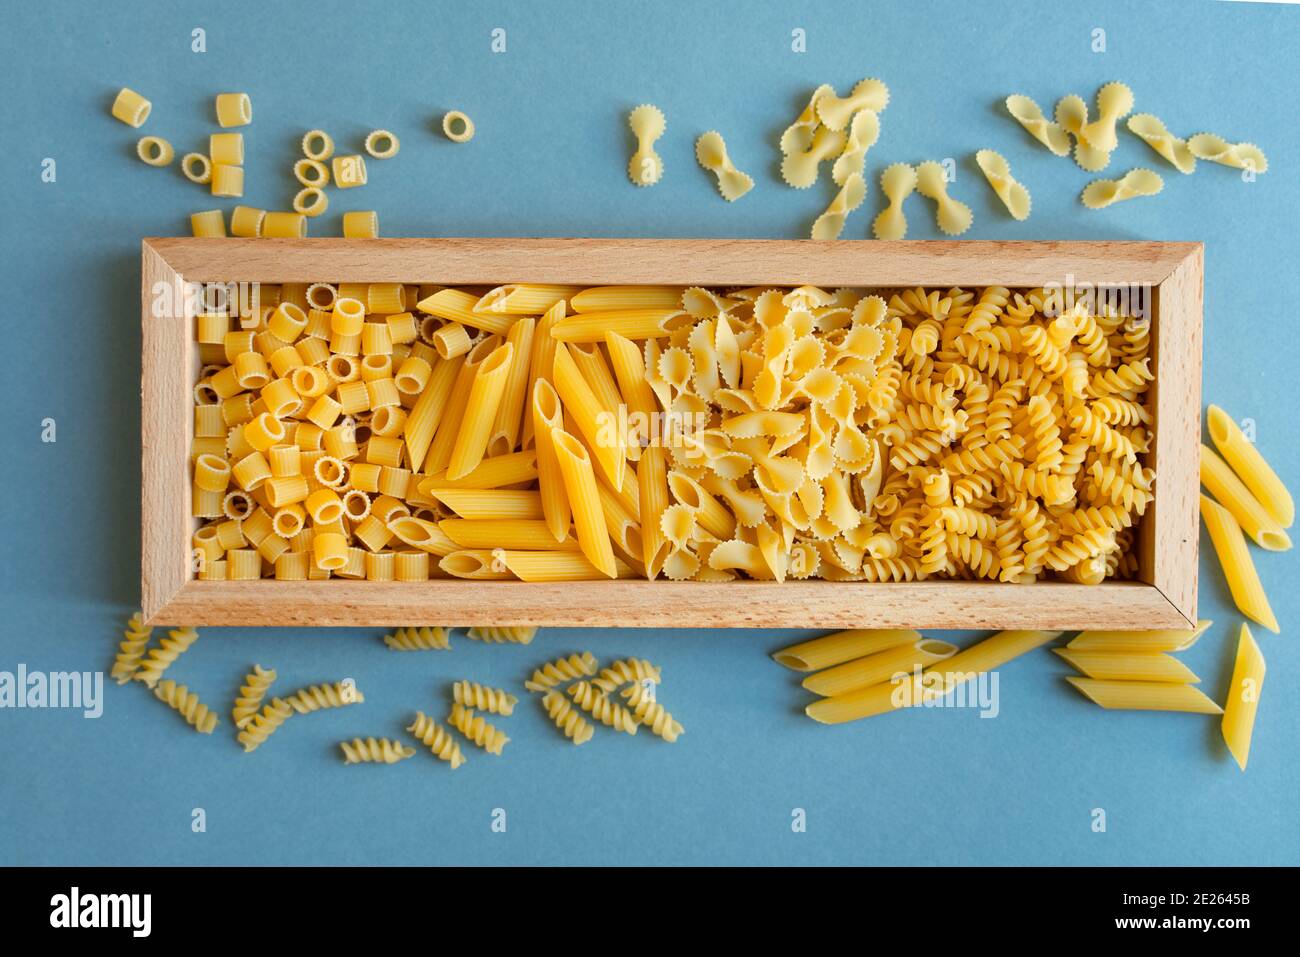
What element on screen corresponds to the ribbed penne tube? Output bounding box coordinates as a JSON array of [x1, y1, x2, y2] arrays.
[[531, 379, 572, 542], [417, 288, 512, 335], [406, 711, 465, 768], [487, 317, 534, 457], [232, 664, 277, 728], [447, 703, 510, 755], [438, 550, 515, 580], [387, 515, 458, 556], [1054, 649, 1200, 683], [566, 342, 623, 423], [419, 450, 539, 492], [430, 489, 544, 520], [552, 343, 625, 487], [570, 286, 685, 313], [1207, 405, 1294, 528], [1200, 445, 1291, 550], [425, 337, 497, 474], [1201, 495, 1279, 632], [1222, 624, 1265, 771], [596, 478, 640, 562], [474, 284, 581, 315], [667, 470, 735, 540], [520, 300, 566, 449], [499, 550, 636, 582], [283, 681, 364, 714], [525, 652, 599, 692], [340, 737, 415, 765], [805, 630, 1061, 724], [1065, 677, 1223, 714], [403, 352, 460, 473], [447, 342, 514, 480], [637, 445, 670, 579], [1066, 620, 1212, 653], [802, 638, 959, 697], [550, 427, 617, 578], [112, 612, 153, 685], [452, 681, 518, 715], [550, 310, 677, 343], [440, 519, 579, 550]]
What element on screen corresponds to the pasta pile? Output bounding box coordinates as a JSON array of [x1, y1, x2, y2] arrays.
[[110, 613, 217, 734], [189, 282, 1157, 585]]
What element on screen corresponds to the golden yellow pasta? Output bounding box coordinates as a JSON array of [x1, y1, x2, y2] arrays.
[[620, 683, 684, 742], [332, 154, 368, 188], [1065, 677, 1222, 714], [182, 153, 213, 184], [383, 626, 451, 651], [230, 205, 265, 237], [136, 136, 173, 167], [190, 209, 225, 238], [215, 92, 252, 128], [237, 698, 293, 752], [447, 703, 509, 754], [1207, 405, 1293, 528], [567, 681, 639, 734], [540, 690, 594, 744], [112, 612, 153, 685], [342, 210, 378, 238], [340, 737, 415, 764], [452, 681, 517, 715], [695, 130, 754, 201], [773, 629, 922, 672], [133, 626, 199, 689], [1200, 495, 1279, 633], [466, 625, 537, 644], [211, 163, 244, 197], [302, 129, 334, 161], [802, 638, 959, 697], [1054, 649, 1199, 683], [1066, 620, 1211, 653], [364, 129, 399, 159], [525, 652, 598, 693], [442, 110, 474, 143], [111, 87, 152, 126], [283, 681, 364, 714], [1221, 623, 1265, 771]]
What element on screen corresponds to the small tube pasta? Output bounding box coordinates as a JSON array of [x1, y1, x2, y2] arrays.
[[1053, 649, 1200, 683], [302, 130, 334, 161], [136, 136, 173, 166], [1206, 405, 1293, 528], [210, 132, 244, 166], [342, 210, 378, 238], [190, 210, 225, 237], [550, 427, 617, 578], [1200, 494, 1279, 633], [447, 342, 514, 480], [263, 211, 307, 238], [215, 92, 252, 127], [442, 110, 474, 143], [182, 153, 213, 184], [364, 129, 399, 159], [802, 638, 959, 697], [1065, 678, 1222, 714], [1200, 444, 1290, 550], [332, 154, 368, 188], [230, 205, 265, 237], [1221, 624, 1265, 771], [111, 87, 151, 127], [211, 163, 244, 197]]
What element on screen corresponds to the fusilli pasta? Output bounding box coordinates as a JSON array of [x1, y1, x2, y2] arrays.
[[591, 658, 662, 694], [133, 626, 199, 689], [383, 626, 451, 651], [237, 698, 293, 753], [340, 737, 416, 765], [452, 680, 517, 715], [566, 681, 640, 735], [540, 691, 595, 745], [524, 652, 599, 693], [232, 664, 276, 728], [447, 703, 510, 755], [112, 612, 152, 685], [154, 679, 219, 734], [283, 681, 364, 714], [406, 711, 466, 768], [621, 684, 685, 743], [465, 625, 537, 645]]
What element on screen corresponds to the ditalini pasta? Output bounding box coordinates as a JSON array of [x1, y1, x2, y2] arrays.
[[136, 136, 173, 167], [111, 87, 151, 127], [1221, 624, 1265, 771], [112, 612, 153, 684], [1065, 677, 1222, 714], [442, 110, 474, 143], [364, 130, 399, 159], [215, 93, 252, 128], [190, 282, 1157, 587], [1205, 407, 1294, 528], [1200, 495, 1279, 633]]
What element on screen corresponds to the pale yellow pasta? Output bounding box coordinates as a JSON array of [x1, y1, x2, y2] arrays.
[[627, 104, 665, 186], [1080, 168, 1164, 209], [1221, 624, 1265, 771], [551, 427, 617, 578], [302, 129, 334, 161], [1078, 81, 1133, 153], [406, 711, 465, 768], [466, 625, 538, 644], [1004, 94, 1071, 156], [475, 284, 579, 315], [237, 698, 293, 752], [230, 205, 265, 237], [1066, 620, 1211, 653], [447, 703, 509, 755], [332, 154, 367, 188], [439, 551, 514, 579], [525, 652, 599, 693], [567, 681, 639, 734], [915, 161, 972, 236], [112, 612, 152, 685], [190, 209, 225, 237], [136, 136, 173, 166], [215, 92, 252, 127], [802, 638, 959, 697], [1200, 494, 1279, 633], [182, 153, 213, 184], [154, 680, 219, 734], [211, 163, 244, 197], [1125, 114, 1196, 175], [111, 87, 151, 127], [342, 210, 378, 238], [540, 690, 594, 744], [695, 130, 754, 201], [293, 187, 329, 217], [263, 211, 306, 238], [1186, 133, 1268, 174], [831, 109, 879, 186], [283, 681, 364, 714], [806, 630, 1062, 724], [452, 681, 517, 716], [442, 110, 474, 143], [340, 737, 415, 764], [210, 132, 244, 166], [1207, 405, 1293, 528], [1054, 649, 1199, 683], [872, 163, 916, 240], [383, 626, 451, 651], [591, 657, 662, 694], [621, 683, 684, 742], [430, 489, 543, 520], [133, 626, 199, 689], [781, 126, 845, 189], [364, 129, 399, 159], [975, 149, 1032, 220], [232, 663, 277, 728], [815, 77, 889, 131], [810, 172, 866, 240], [1065, 677, 1222, 714]]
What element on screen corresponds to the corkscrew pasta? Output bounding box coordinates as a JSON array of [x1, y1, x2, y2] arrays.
[[283, 681, 364, 714], [383, 626, 451, 650], [133, 627, 198, 689], [339, 737, 416, 765], [232, 664, 277, 728], [466, 625, 537, 645], [406, 711, 466, 768], [452, 681, 517, 715], [447, 703, 510, 754], [237, 698, 293, 752], [112, 612, 153, 685], [621, 683, 684, 742], [154, 680, 219, 734], [524, 652, 599, 693], [540, 690, 595, 745], [566, 681, 640, 734], [591, 658, 662, 694]]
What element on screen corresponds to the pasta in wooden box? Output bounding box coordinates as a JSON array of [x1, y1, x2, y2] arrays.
[[141, 239, 1202, 628]]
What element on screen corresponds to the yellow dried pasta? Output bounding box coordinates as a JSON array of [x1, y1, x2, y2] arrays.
[[112, 612, 152, 685]]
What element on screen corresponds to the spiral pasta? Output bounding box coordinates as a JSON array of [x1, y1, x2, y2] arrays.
[[112, 612, 152, 685], [340, 737, 416, 765], [621, 684, 685, 743], [232, 664, 277, 728], [154, 679, 219, 734], [132, 626, 199, 689], [447, 703, 510, 755], [383, 626, 451, 651], [566, 681, 640, 735], [452, 680, 517, 716], [283, 681, 364, 714], [540, 691, 595, 745], [524, 652, 599, 693], [466, 625, 537, 645], [237, 698, 293, 753], [406, 711, 466, 768], [591, 658, 663, 694]]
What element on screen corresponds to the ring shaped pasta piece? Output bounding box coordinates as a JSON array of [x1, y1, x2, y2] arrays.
[[292, 187, 329, 218], [293, 158, 329, 187], [181, 152, 212, 184], [136, 136, 174, 167], [215, 92, 252, 128], [442, 111, 475, 143], [302, 129, 335, 161], [111, 87, 151, 127], [364, 129, 400, 158]]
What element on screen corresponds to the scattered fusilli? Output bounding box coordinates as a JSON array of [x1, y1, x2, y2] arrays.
[[154, 679, 219, 734], [112, 612, 152, 685], [383, 626, 451, 651], [406, 711, 466, 768], [592, 658, 663, 694], [232, 664, 277, 728], [466, 625, 537, 645], [567, 681, 639, 735], [339, 737, 416, 765], [447, 703, 510, 755], [283, 681, 364, 714], [540, 691, 595, 745], [132, 626, 199, 689], [237, 698, 293, 753], [524, 652, 599, 693], [622, 684, 685, 743], [452, 680, 517, 715]]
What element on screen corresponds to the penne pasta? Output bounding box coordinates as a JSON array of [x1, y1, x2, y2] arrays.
[[553, 342, 624, 488], [1065, 620, 1211, 653], [1200, 494, 1279, 633], [417, 288, 513, 335], [802, 638, 959, 697], [520, 300, 566, 449], [439, 519, 579, 551], [531, 379, 572, 542], [551, 310, 679, 343], [498, 550, 634, 582], [386, 515, 458, 556], [1065, 677, 1223, 714], [570, 286, 685, 313], [403, 353, 461, 473], [430, 489, 544, 520], [550, 427, 617, 578], [424, 336, 497, 475], [419, 450, 538, 492], [447, 342, 514, 480], [1053, 649, 1200, 683], [774, 629, 924, 671], [1200, 444, 1291, 550], [805, 630, 1061, 724], [438, 550, 515, 580], [475, 284, 581, 315], [1207, 405, 1294, 528], [1221, 623, 1266, 771], [488, 317, 534, 457], [637, 445, 670, 579]]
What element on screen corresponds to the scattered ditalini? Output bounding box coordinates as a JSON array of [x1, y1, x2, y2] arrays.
[[831, 109, 879, 186], [232, 664, 277, 728], [341, 210, 379, 238], [1186, 133, 1268, 174], [1004, 94, 1070, 156], [339, 737, 416, 765], [302, 129, 334, 161], [466, 625, 537, 644], [110, 87, 151, 127], [182, 153, 213, 184], [154, 680, 219, 734], [136, 136, 173, 167], [872, 163, 916, 239], [1125, 114, 1196, 174], [1080, 168, 1164, 209], [292, 187, 328, 218], [406, 711, 466, 768], [915, 161, 973, 235], [364, 129, 399, 159], [442, 110, 474, 143], [383, 626, 451, 651], [974, 150, 1031, 221], [627, 104, 665, 186], [112, 612, 153, 685], [810, 172, 866, 240], [214, 93, 252, 128], [694, 131, 754, 201], [1221, 624, 1265, 771]]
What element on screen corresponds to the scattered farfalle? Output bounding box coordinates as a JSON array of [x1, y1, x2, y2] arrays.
[[974, 149, 1031, 221], [915, 161, 973, 236], [1079, 81, 1134, 153], [781, 126, 845, 189], [1081, 168, 1164, 209], [1056, 93, 1111, 172], [872, 163, 916, 240], [780, 84, 833, 156], [815, 77, 890, 131], [695, 131, 754, 201], [1126, 114, 1196, 175], [811, 172, 866, 240], [1186, 133, 1268, 174], [831, 109, 879, 186], [627, 104, 665, 186], [1004, 94, 1070, 156]]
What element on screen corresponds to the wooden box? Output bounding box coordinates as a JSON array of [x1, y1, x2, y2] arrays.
[[141, 238, 1203, 629]]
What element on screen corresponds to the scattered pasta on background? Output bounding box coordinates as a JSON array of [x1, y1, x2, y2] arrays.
[[627, 104, 665, 186]]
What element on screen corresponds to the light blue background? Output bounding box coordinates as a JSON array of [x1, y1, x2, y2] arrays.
[[1, 0, 1298, 865]]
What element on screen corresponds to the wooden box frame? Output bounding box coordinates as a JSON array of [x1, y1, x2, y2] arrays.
[[142, 238, 1202, 629]]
